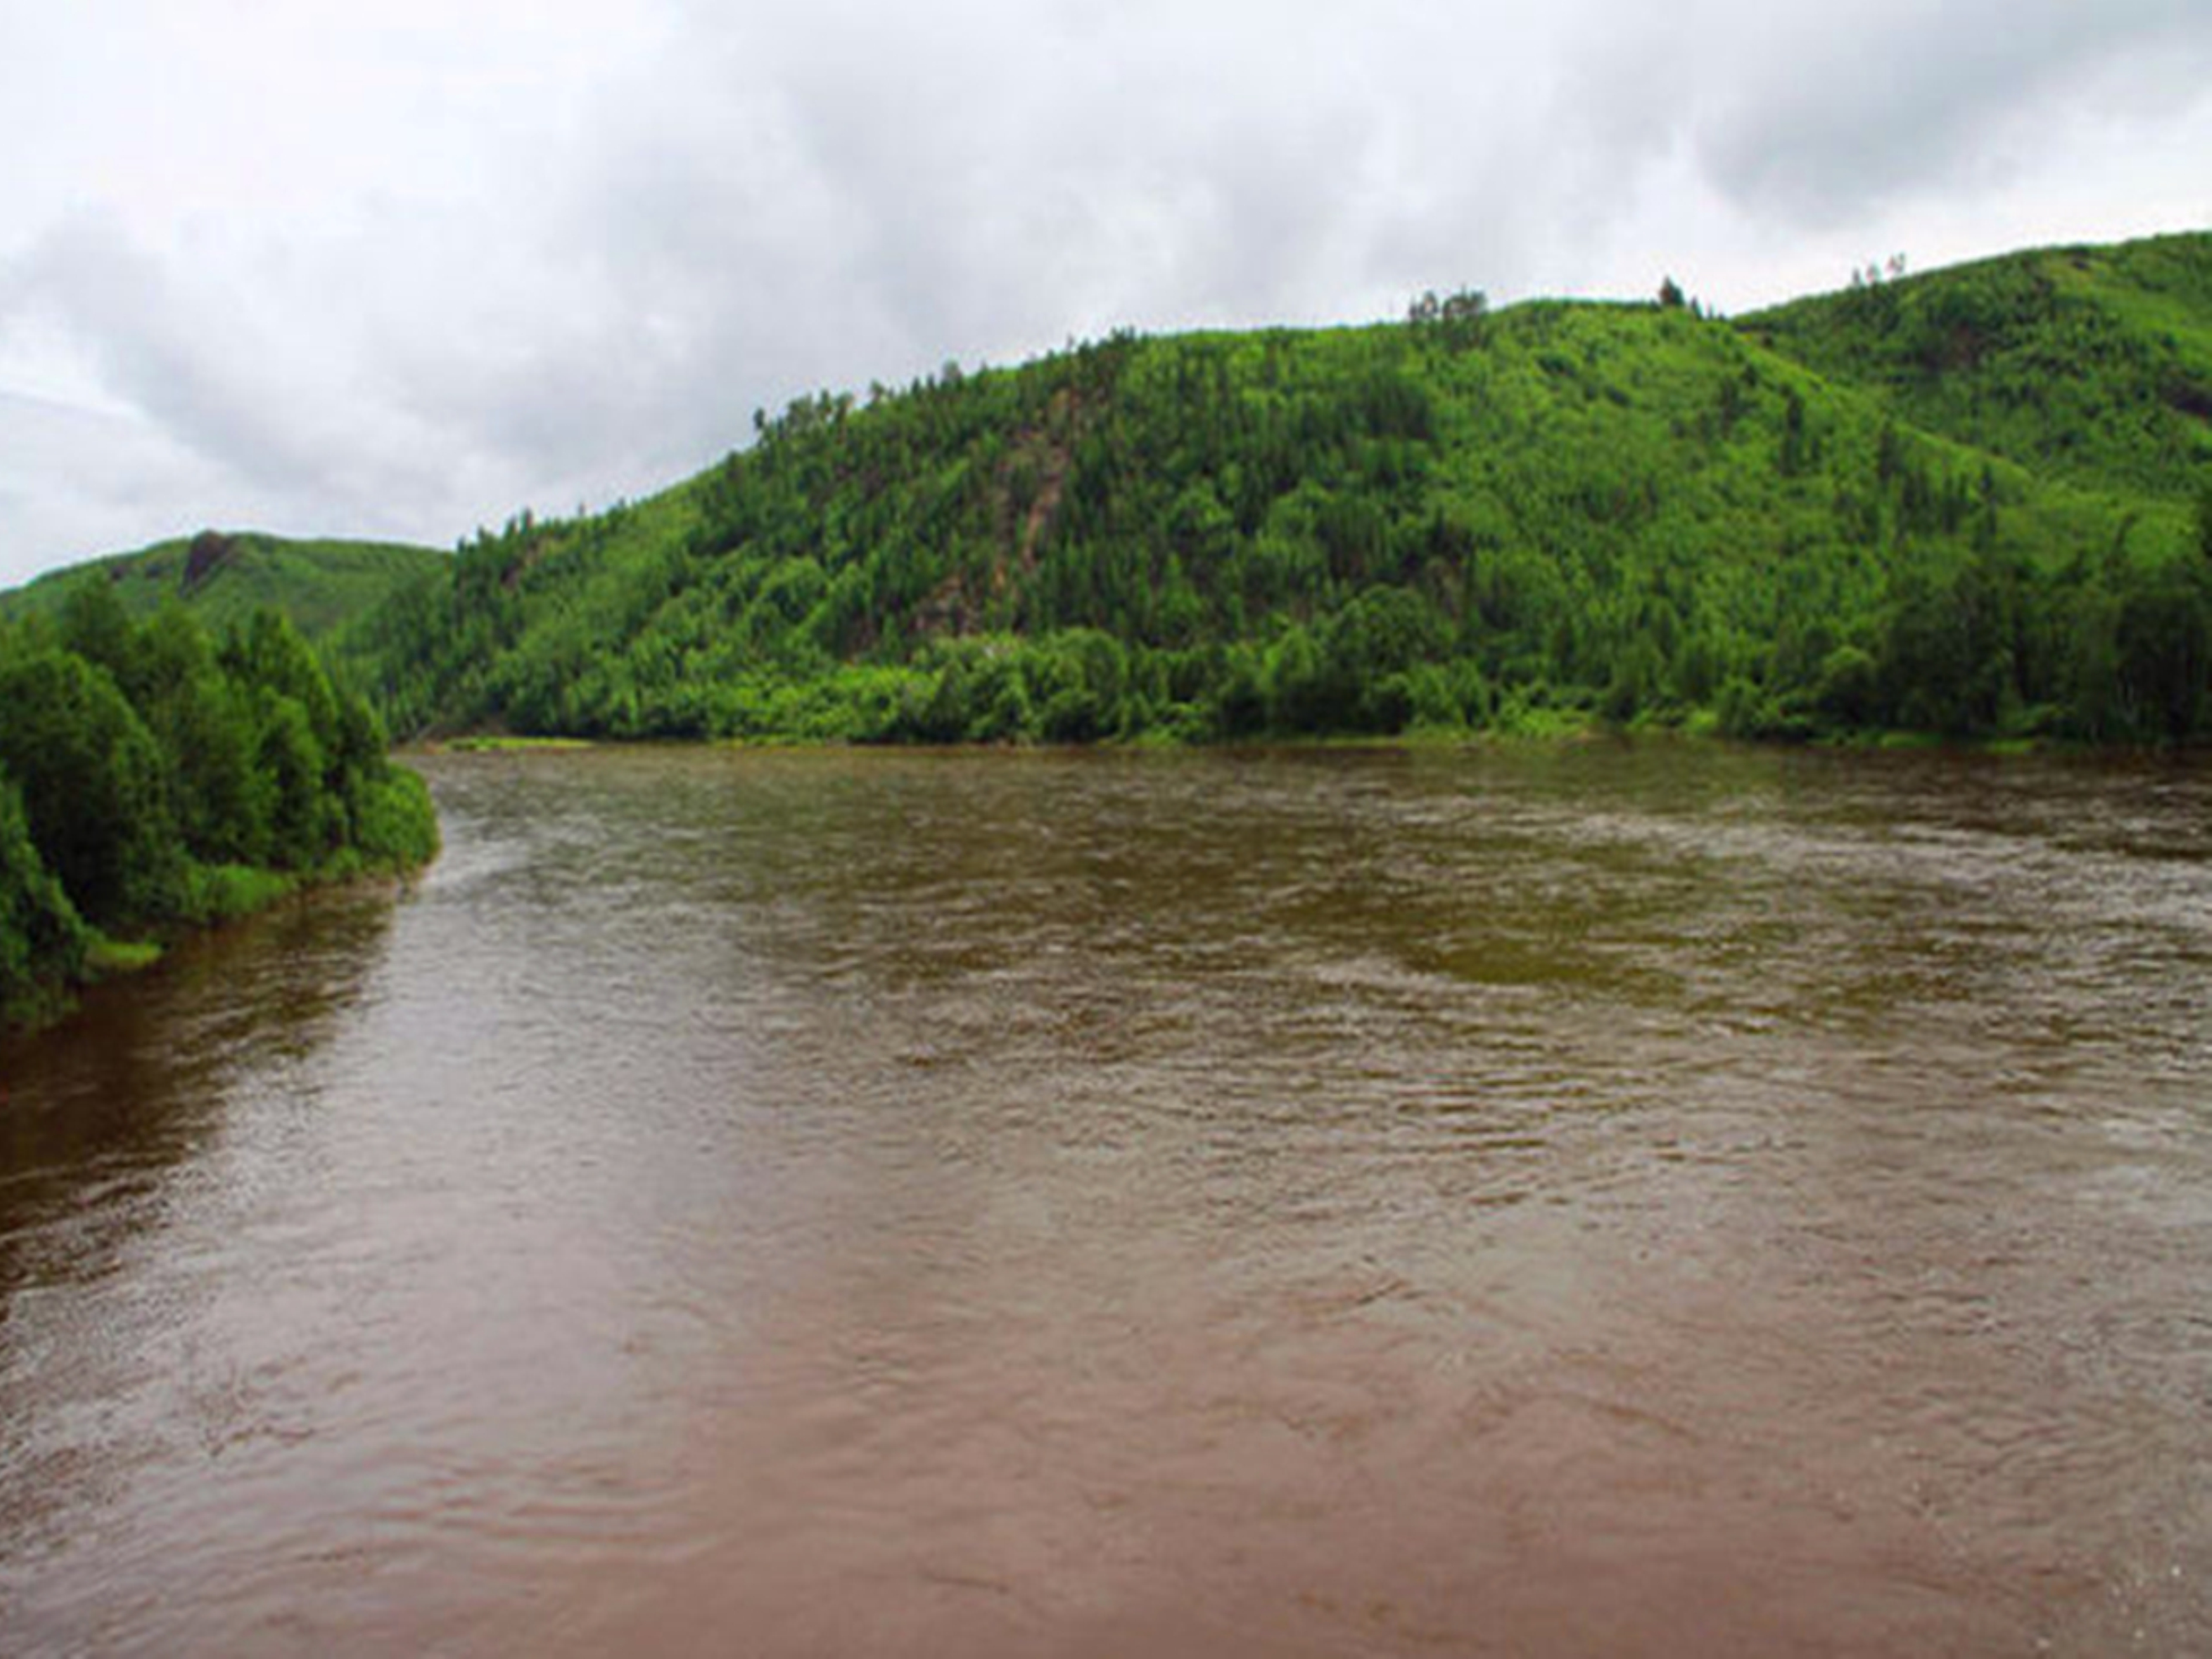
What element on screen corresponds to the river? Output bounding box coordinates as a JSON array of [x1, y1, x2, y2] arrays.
[[3, 744, 2209, 1655]]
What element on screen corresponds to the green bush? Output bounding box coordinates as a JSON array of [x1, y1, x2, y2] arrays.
[[0, 774, 88, 1026], [0, 602, 440, 1030]]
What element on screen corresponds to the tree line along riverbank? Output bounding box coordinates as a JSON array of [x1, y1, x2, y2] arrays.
[[1, 583, 437, 1032]]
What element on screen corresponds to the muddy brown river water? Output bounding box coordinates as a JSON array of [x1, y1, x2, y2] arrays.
[[3, 744, 2210, 1655]]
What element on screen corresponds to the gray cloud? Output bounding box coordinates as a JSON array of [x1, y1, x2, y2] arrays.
[[5, 216, 330, 490], [1679, 0, 2212, 221], [1, 0, 2208, 586]]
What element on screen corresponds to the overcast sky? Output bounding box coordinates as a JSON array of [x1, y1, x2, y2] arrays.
[[2, 1, 2209, 588]]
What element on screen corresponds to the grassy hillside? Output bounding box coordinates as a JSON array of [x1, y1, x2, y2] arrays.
[[1745, 233, 2212, 504], [2, 531, 445, 643], [310, 229, 2201, 748]]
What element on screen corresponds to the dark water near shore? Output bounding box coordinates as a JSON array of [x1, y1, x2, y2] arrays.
[[4, 744, 2210, 1656]]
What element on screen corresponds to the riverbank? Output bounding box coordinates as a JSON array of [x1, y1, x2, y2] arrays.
[[2, 781, 437, 1039], [420, 712, 2199, 762]]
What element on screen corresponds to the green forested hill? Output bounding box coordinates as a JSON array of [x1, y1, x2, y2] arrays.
[[1744, 234, 2212, 504], [2, 531, 445, 643], [333, 230, 2212, 748]]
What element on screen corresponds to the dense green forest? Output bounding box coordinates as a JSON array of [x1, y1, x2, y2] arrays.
[[331, 231, 2211, 749], [0, 586, 438, 1030], [0, 531, 444, 643]]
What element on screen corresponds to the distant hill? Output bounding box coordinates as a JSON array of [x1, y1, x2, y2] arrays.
[[1744, 233, 2212, 504], [327, 229, 2210, 748], [1, 531, 446, 643]]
